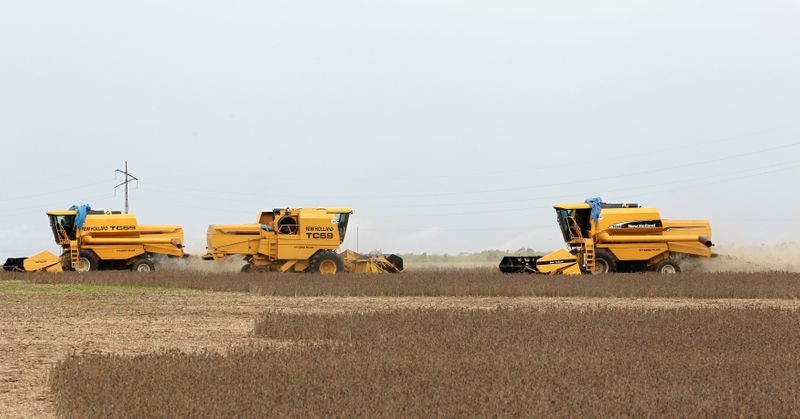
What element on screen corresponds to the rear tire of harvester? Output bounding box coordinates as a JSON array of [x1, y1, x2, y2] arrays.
[[68, 250, 99, 272], [241, 264, 252, 273], [591, 249, 617, 274], [655, 259, 681, 274], [252, 266, 271, 273], [130, 258, 156, 272], [308, 251, 345, 275]]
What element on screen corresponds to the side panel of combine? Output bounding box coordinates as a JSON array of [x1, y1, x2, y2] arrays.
[[594, 209, 712, 262], [206, 225, 262, 259], [276, 211, 342, 261], [603, 244, 668, 262], [667, 241, 712, 257], [595, 208, 664, 235], [663, 219, 713, 258], [78, 215, 185, 262], [90, 246, 145, 260]]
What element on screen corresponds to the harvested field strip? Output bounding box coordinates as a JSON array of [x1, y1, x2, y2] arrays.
[[0, 280, 168, 294], [53, 308, 800, 418], [10, 270, 800, 299]]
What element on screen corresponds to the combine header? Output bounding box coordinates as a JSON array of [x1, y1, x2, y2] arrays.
[[3, 205, 184, 272], [203, 207, 402, 274], [500, 199, 713, 274]]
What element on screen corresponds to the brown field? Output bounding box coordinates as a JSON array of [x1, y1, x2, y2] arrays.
[[51, 308, 800, 418], [12, 270, 800, 299], [2, 271, 800, 417]]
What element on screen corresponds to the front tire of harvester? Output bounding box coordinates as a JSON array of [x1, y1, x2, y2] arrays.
[[592, 249, 617, 274], [74, 250, 99, 272], [308, 250, 345, 275], [655, 259, 681, 274], [130, 258, 156, 272]]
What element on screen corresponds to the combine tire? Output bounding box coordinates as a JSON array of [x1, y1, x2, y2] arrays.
[[252, 266, 271, 273], [130, 258, 156, 272], [592, 249, 617, 274], [655, 259, 681, 274], [241, 264, 252, 273], [69, 251, 99, 272], [308, 251, 344, 275]]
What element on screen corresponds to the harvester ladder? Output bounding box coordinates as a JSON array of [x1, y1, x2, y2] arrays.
[[268, 240, 278, 261], [583, 239, 595, 272], [69, 241, 80, 270]]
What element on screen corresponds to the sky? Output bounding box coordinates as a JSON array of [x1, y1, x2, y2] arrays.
[[1, 0, 799, 258]]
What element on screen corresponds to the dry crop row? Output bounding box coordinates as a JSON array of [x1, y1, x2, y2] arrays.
[[52, 307, 800, 417], [5, 270, 800, 299]]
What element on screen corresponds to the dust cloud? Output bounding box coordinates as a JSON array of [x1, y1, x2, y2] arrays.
[[684, 243, 800, 273], [156, 255, 244, 273]]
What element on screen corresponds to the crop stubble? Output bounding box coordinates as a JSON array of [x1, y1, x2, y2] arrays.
[[52, 308, 800, 418], [2, 271, 800, 417], [10, 270, 800, 299]]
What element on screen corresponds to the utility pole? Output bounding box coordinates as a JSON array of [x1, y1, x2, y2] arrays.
[[114, 161, 139, 214]]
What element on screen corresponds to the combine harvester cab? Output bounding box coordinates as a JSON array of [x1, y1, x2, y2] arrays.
[[500, 199, 713, 275], [203, 207, 403, 274]]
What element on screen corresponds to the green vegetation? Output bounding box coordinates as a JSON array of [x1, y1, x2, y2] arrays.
[[0, 280, 169, 294]]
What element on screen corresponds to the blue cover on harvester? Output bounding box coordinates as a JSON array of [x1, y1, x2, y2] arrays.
[[69, 204, 92, 229], [585, 197, 603, 222]]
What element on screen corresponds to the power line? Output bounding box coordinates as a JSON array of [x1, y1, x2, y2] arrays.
[[363, 160, 800, 218], [390, 122, 800, 182], [114, 161, 138, 214], [378, 140, 800, 200], [0, 180, 108, 204]]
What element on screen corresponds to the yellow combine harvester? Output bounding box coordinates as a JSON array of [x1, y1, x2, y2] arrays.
[[202, 207, 403, 274], [3, 205, 184, 272], [499, 200, 713, 275]]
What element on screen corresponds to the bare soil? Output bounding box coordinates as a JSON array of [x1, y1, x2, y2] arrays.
[[2, 279, 800, 417]]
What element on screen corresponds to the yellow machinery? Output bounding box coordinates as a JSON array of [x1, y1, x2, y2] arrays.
[[2, 251, 63, 273], [499, 200, 713, 275], [3, 206, 184, 272], [203, 208, 403, 274]]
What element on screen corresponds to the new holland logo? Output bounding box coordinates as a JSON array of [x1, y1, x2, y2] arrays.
[[610, 220, 663, 229], [540, 259, 576, 265], [81, 225, 137, 232]]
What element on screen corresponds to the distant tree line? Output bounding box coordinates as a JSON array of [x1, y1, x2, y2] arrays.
[[398, 249, 541, 263]]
